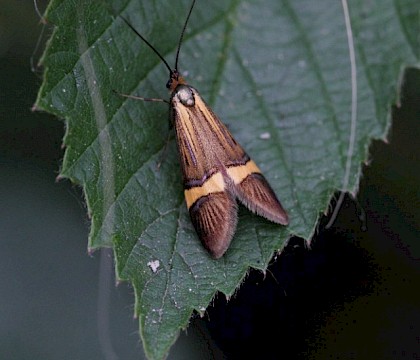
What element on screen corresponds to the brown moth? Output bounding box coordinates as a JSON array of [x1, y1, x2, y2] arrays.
[[120, 0, 288, 258]]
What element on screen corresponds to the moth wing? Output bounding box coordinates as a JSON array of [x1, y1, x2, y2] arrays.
[[172, 87, 248, 181], [184, 172, 238, 258], [189, 191, 237, 259], [233, 171, 289, 225]]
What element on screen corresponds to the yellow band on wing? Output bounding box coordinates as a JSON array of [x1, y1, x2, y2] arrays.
[[226, 160, 261, 184], [185, 172, 225, 209]]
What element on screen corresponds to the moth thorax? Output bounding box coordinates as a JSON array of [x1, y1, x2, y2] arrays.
[[175, 85, 195, 107]]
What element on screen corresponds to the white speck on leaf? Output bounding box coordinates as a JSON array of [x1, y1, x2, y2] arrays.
[[147, 260, 160, 273], [259, 132, 271, 140]]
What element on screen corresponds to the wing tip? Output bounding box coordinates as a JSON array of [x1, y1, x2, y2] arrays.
[[189, 192, 238, 259], [235, 172, 289, 226]]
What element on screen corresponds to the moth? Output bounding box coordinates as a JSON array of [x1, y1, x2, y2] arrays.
[[119, 0, 288, 258]]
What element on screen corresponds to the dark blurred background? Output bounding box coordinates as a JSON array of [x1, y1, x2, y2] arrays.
[[1, 1, 419, 359]]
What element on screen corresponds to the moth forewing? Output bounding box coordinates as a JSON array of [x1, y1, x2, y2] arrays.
[[233, 172, 289, 225], [189, 191, 238, 259]]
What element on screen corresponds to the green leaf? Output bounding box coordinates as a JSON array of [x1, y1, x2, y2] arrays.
[[35, 0, 419, 358]]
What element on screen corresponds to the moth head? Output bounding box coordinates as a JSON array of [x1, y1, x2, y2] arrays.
[[166, 70, 186, 92]]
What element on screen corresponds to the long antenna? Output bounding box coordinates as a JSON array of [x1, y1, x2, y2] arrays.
[[120, 16, 172, 73], [175, 0, 196, 71], [121, 0, 196, 74]]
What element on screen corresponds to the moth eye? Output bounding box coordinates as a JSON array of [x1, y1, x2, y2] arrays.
[[166, 79, 172, 89]]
